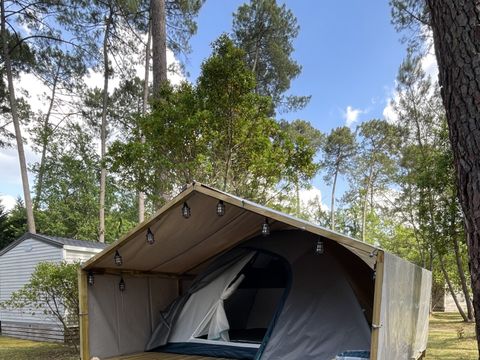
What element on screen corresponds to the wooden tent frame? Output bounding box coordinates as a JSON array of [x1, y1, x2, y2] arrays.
[[78, 182, 423, 360]]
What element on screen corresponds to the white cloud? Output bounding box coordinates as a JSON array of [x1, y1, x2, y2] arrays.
[[421, 50, 438, 79], [382, 93, 399, 123], [0, 147, 39, 194], [383, 32, 438, 124], [343, 106, 364, 127], [16, 72, 52, 113], [84, 48, 185, 91], [382, 52, 438, 124], [299, 186, 321, 203], [166, 49, 186, 86], [299, 187, 328, 211], [0, 194, 17, 211], [298, 186, 330, 225]]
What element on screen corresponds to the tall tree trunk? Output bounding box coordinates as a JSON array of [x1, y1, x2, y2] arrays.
[[439, 254, 469, 322], [295, 182, 300, 217], [427, 0, 480, 350], [34, 72, 59, 210], [453, 233, 475, 322], [361, 168, 374, 242], [330, 168, 338, 230], [1, 2, 35, 233], [150, 0, 167, 208], [138, 22, 152, 223], [151, 0, 167, 96], [449, 190, 474, 321], [361, 193, 368, 242], [99, 11, 112, 243]]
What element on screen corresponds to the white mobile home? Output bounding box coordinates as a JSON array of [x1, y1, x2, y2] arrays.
[[0, 233, 106, 342]]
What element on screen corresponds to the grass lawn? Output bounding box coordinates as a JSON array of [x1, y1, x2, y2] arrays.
[[0, 312, 477, 359], [0, 336, 78, 360], [426, 312, 477, 359]]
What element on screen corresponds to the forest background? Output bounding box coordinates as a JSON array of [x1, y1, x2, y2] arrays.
[[0, 0, 475, 326]]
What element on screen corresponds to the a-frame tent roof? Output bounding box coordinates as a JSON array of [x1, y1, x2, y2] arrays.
[[82, 182, 379, 274]]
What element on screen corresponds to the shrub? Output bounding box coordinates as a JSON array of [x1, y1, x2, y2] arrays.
[[1, 261, 80, 352]]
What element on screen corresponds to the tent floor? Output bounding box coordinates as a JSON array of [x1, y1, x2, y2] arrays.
[[105, 352, 231, 360]]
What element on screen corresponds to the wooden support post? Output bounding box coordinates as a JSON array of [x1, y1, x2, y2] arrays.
[[78, 268, 90, 360], [370, 250, 385, 360]]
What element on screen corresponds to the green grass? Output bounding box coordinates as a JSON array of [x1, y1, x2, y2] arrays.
[[0, 336, 78, 360], [426, 312, 478, 360], [0, 313, 477, 359]]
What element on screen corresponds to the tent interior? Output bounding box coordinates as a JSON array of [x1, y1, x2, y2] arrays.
[[81, 184, 430, 360], [223, 253, 288, 344], [191, 252, 289, 344], [146, 233, 374, 360]]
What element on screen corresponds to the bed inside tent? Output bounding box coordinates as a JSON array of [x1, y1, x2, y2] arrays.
[[79, 183, 431, 360]]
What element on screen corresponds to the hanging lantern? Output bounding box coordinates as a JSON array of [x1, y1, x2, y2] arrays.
[[315, 239, 324, 255], [119, 277, 126, 292], [182, 202, 191, 219], [114, 250, 123, 266], [87, 271, 94, 286], [216, 200, 225, 217], [261, 217, 270, 237], [146, 227, 155, 245]]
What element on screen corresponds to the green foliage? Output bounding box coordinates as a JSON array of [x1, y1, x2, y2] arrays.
[[31, 122, 137, 242], [321, 126, 357, 185], [0, 29, 36, 147], [278, 119, 323, 185], [389, 0, 430, 54], [110, 35, 319, 204], [166, 0, 205, 57], [1, 262, 80, 349], [232, 0, 309, 112], [0, 201, 16, 250], [0, 199, 28, 250], [0, 336, 78, 360]]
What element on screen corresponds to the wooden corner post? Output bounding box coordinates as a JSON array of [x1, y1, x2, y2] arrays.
[[78, 268, 90, 360], [370, 250, 385, 360]]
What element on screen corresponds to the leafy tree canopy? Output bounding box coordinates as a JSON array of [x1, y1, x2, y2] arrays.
[[110, 35, 319, 205], [232, 0, 309, 113]]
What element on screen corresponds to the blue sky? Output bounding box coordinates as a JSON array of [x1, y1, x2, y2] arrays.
[[0, 1, 408, 210], [183, 0, 407, 201]]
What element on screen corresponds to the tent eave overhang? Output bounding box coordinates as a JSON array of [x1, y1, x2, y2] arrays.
[[82, 182, 380, 273]]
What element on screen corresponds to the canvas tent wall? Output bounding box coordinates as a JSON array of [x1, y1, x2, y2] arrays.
[[79, 182, 432, 360], [144, 232, 373, 360]]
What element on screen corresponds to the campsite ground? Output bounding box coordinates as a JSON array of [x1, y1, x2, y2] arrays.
[[0, 335, 77, 359], [0, 313, 476, 359], [426, 312, 477, 359]]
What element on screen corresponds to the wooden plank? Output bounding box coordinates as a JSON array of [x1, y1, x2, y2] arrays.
[[82, 185, 195, 271], [370, 250, 385, 360], [105, 353, 230, 360], [78, 268, 89, 360]]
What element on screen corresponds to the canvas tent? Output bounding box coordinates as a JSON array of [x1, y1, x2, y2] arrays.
[[79, 182, 432, 360]]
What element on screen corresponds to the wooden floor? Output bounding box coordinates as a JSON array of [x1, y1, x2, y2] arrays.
[[105, 352, 230, 360]]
